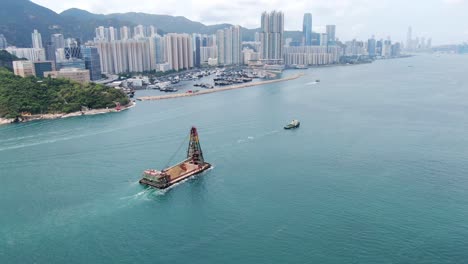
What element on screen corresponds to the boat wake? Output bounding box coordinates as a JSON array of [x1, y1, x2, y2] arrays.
[[306, 81, 318, 85], [120, 187, 166, 203]]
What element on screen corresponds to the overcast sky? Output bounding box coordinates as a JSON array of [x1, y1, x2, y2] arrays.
[[32, 0, 468, 45]]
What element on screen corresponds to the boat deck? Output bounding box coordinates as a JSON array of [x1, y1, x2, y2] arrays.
[[165, 160, 202, 181]]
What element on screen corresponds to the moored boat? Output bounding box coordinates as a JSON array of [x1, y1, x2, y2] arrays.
[[140, 127, 211, 189], [284, 120, 300, 129]]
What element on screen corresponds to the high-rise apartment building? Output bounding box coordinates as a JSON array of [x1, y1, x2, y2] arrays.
[[260, 11, 284, 64], [6, 47, 46, 61], [284, 46, 341, 66], [164, 33, 193, 71], [120, 26, 131, 40], [149, 26, 158, 37], [216, 26, 242, 65], [109, 27, 118, 41], [94, 37, 158, 74], [134, 25, 145, 38], [302, 13, 312, 46], [31, 30, 43, 49]]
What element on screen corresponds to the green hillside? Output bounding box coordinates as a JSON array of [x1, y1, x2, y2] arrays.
[[0, 68, 129, 119], [0, 50, 23, 71]]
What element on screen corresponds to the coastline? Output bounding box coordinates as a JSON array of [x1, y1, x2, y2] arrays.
[[0, 101, 136, 126], [138, 73, 304, 101]]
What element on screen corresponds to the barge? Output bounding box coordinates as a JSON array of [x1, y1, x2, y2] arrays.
[[139, 127, 211, 189]]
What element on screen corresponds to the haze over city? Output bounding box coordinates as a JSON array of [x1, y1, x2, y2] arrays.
[[31, 0, 468, 44]]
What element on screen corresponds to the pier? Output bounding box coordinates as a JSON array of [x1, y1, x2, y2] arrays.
[[137, 73, 304, 101]]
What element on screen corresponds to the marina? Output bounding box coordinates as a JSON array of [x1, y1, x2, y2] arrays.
[[137, 73, 303, 101]]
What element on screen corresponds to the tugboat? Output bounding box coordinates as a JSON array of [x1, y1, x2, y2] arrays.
[[284, 120, 300, 129], [140, 127, 212, 189]]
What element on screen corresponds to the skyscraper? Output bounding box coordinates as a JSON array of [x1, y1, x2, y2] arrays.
[[326, 25, 336, 44], [81, 46, 102, 81], [406, 26, 412, 51], [149, 35, 165, 70], [64, 38, 81, 60], [302, 13, 312, 46], [32, 29, 43, 49], [0, 34, 8, 49], [216, 30, 225, 65], [367, 36, 376, 57], [45, 42, 57, 65], [260, 11, 284, 64], [51, 34, 65, 49], [195, 36, 201, 67]]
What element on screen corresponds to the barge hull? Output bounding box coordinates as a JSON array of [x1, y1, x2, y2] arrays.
[[139, 163, 211, 189]]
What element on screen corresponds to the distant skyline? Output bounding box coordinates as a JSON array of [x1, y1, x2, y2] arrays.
[[31, 0, 468, 45]]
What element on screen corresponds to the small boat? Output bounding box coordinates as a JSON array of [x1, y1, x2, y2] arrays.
[[140, 127, 211, 189], [315, 79, 320, 82], [284, 120, 300, 129]]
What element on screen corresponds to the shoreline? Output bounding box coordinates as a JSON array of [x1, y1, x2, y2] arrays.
[[137, 73, 304, 101], [0, 101, 136, 126]]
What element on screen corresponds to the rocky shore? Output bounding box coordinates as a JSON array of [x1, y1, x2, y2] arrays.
[[0, 101, 135, 126]]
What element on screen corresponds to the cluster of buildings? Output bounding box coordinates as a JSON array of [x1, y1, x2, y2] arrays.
[[1, 11, 413, 83], [91, 24, 244, 74], [406, 27, 432, 52], [6, 30, 99, 83]]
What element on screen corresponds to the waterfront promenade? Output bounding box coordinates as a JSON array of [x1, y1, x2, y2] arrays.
[[138, 73, 304, 101]]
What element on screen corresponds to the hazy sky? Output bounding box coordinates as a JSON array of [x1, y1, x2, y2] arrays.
[[32, 0, 468, 44]]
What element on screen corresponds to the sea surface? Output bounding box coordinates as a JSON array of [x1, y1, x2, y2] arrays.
[[1, 54, 468, 263]]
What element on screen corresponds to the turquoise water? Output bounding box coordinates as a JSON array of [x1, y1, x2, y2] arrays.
[[1, 54, 468, 263]]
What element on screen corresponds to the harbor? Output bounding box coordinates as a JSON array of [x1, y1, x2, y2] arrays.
[[137, 73, 303, 101], [2, 55, 468, 264]]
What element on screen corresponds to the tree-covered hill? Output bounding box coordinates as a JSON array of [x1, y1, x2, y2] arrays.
[[0, 68, 129, 119], [0, 50, 23, 71]]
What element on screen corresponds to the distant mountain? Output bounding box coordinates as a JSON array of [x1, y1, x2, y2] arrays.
[[0, 1, 300, 47], [0, 0, 65, 47], [61, 8, 259, 40]]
